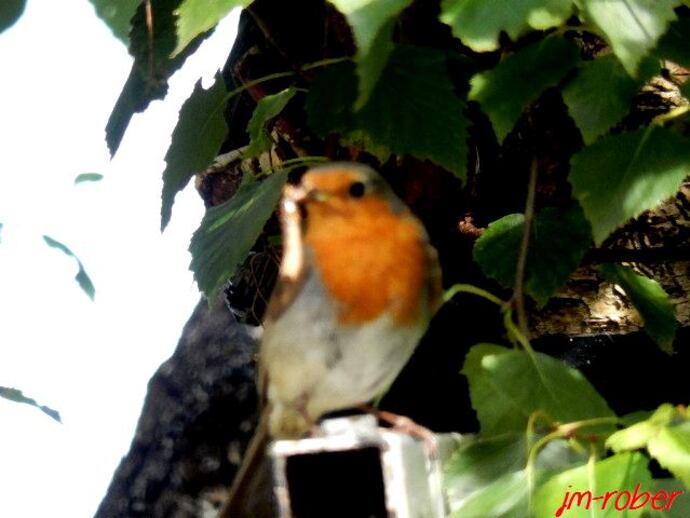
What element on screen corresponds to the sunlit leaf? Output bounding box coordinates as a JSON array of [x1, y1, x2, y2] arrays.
[[534, 452, 652, 518], [440, 0, 572, 52], [570, 127, 690, 245], [463, 344, 614, 437], [469, 37, 579, 142], [42, 236, 95, 300], [161, 73, 228, 230], [89, 0, 140, 44], [0, 386, 61, 423], [245, 88, 297, 158], [601, 264, 677, 353], [607, 404, 676, 452], [328, 0, 413, 108], [189, 170, 287, 298], [648, 422, 690, 488], [173, 0, 251, 56], [581, 0, 677, 76]]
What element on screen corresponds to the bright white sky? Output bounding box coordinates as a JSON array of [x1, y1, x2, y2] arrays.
[[0, 2, 240, 516]]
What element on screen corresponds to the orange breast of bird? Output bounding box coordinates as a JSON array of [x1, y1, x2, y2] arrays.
[[304, 195, 429, 326]]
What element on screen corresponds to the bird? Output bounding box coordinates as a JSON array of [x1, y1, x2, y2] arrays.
[[222, 162, 442, 517]]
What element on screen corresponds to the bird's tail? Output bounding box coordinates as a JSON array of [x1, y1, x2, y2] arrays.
[[220, 411, 272, 518]]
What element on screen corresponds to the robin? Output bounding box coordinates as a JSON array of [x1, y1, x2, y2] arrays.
[[222, 162, 442, 516]]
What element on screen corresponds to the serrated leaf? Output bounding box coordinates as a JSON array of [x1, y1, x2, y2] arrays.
[[307, 45, 469, 179], [581, 0, 677, 76], [42, 236, 95, 300], [534, 452, 652, 518], [245, 88, 297, 158], [600, 264, 677, 353], [462, 344, 614, 437], [189, 170, 287, 298], [106, 0, 209, 156], [161, 74, 228, 230], [172, 0, 250, 57], [469, 37, 580, 142], [74, 173, 104, 184], [449, 469, 532, 518], [0, 386, 61, 423], [328, 0, 413, 108], [445, 433, 586, 514], [473, 206, 591, 306], [563, 54, 658, 144], [0, 0, 25, 33], [89, 0, 140, 44], [648, 422, 690, 489], [439, 0, 572, 52], [607, 404, 676, 452], [570, 127, 690, 245]]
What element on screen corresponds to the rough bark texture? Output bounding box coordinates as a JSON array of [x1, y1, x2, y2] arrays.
[[97, 1, 690, 516]]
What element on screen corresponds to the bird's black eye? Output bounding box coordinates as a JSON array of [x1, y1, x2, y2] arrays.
[[348, 181, 366, 198]]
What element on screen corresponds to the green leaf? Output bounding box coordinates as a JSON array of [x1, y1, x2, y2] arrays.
[[469, 37, 580, 142], [600, 264, 677, 353], [74, 173, 104, 184], [161, 73, 228, 230], [445, 432, 586, 514], [462, 344, 614, 437], [570, 127, 690, 245], [645, 478, 690, 517], [89, 0, 140, 44], [581, 0, 677, 76], [42, 236, 95, 300], [607, 404, 676, 452], [563, 55, 657, 144], [0, 386, 61, 423], [534, 452, 653, 518], [307, 45, 469, 180], [473, 206, 591, 306], [656, 18, 690, 67], [245, 88, 297, 158], [0, 0, 25, 33], [189, 170, 287, 298], [648, 422, 690, 488], [449, 469, 532, 518], [328, 0, 413, 108], [439, 0, 572, 52], [106, 0, 209, 156], [172, 0, 251, 57]]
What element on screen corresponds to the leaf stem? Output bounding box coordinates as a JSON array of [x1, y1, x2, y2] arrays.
[[513, 160, 538, 338], [443, 283, 506, 306]]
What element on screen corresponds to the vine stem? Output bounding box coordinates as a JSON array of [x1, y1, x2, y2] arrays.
[[513, 160, 538, 339]]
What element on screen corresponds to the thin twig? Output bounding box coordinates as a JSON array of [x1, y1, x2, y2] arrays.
[[514, 160, 538, 338], [144, 0, 155, 82]]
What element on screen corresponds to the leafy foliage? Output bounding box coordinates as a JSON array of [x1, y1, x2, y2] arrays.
[[74, 173, 104, 184], [463, 344, 613, 436], [328, 0, 413, 108], [173, 0, 251, 56], [440, 0, 572, 52], [307, 45, 469, 179], [570, 127, 690, 245], [0, 386, 61, 422], [600, 264, 677, 353], [161, 73, 228, 230], [473, 206, 591, 306], [88, 0, 140, 44], [469, 37, 579, 142], [42, 235, 95, 300], [245, 87, 297, 158], [189, 171, 287, 298], [581, 0, 677, 76]]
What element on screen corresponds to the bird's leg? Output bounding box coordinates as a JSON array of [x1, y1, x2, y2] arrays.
[[358, 405, 438, 456]]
